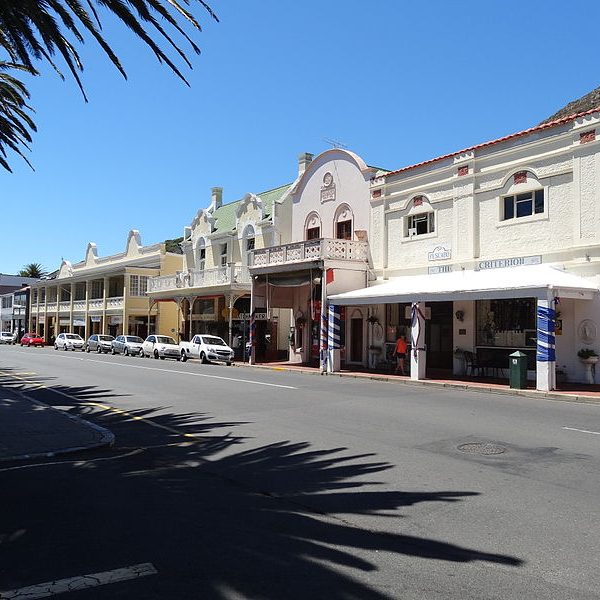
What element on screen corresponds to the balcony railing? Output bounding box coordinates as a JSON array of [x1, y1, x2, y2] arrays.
[[149, 265, 251, 294], [73, 300, 86, 311], [46, 303, 57, 312], [106, 296, 124, 309], [250, 238, 369, 268], [88, 299, 103, 310], [59, 301, 70, 312]]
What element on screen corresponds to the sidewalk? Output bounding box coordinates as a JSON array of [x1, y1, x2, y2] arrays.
[[0, 384, 114, 462], [235, 361, 600, 404]]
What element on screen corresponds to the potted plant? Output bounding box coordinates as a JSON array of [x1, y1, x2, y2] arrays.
[[577, 348, 599, 362]]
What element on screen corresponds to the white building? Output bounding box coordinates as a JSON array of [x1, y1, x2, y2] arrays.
[[329, 106, 600, 389]]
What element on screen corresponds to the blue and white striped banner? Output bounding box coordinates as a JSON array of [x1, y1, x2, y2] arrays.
[[320, 306, 328, 366], [328, 304, 341, 350], [536, 305, 556, 362]]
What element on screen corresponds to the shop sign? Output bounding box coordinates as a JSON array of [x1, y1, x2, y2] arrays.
[[237, 312, 268, 320], [109, 316, 123, 325], [72, 318, 85, 327], [38, 316, 45, 324], [478, 255, 542, 270], [193, 314, 217, 321], [427, 244, 451, 262], [90, 316, 101, 323], [428, 265, 453, 275], [59, 318, 70, 325]]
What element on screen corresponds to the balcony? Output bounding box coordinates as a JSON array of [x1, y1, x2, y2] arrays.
[[88, 298, 103, 310], [149, 265, 251, 294], [106, 296, 124, 310], [59, 301, 70, 313], [250, 238, 370, 269], [46, 303, 57, 312], [73, 300, 86, 311]]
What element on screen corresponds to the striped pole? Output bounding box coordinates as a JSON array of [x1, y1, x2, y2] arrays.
[[536, 297, 556, 391], [320, 304, 328, 372], [327, 304, 341, 372]]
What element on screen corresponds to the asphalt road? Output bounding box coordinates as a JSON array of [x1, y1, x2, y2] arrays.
[[1, 345, 599, 599]]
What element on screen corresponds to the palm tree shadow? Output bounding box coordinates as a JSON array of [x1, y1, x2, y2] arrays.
[[0, 377, 524, 599]]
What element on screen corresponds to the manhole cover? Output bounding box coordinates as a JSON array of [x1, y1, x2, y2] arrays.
[[457, 442, 506, 456]]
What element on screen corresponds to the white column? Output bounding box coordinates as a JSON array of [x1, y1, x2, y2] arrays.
[[536, 292, 556, 392], [410, 302, 427, 380]]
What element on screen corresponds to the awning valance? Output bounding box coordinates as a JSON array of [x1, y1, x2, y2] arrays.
[[328, 265, 599, 305]]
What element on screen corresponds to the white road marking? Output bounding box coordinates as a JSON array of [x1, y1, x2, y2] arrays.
[[563, 426, 600, 436], [44, 352, 298, 389], [0, 562, 157, 599]]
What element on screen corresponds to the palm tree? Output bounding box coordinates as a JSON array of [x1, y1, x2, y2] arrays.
[[0, 0, 217, 171], [18, 263, 48, 278]]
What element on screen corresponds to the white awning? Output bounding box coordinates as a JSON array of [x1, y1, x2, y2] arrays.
[[328, 265, 599, 305]]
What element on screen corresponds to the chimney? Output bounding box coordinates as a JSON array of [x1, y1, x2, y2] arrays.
[[209, 187, 223, 213], [298, 152, 313, 177]]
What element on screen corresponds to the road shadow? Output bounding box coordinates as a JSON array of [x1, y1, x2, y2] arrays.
[[0, 376, 524, 599]]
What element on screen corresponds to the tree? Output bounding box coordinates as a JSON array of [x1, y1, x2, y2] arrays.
[[0, 1, 218, 172], [18, 263, 48, 278]]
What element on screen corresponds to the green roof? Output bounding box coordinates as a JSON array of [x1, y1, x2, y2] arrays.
[[212, 183, 292, 233]]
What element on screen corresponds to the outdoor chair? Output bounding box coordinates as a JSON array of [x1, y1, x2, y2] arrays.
[[464, 350, 485, 377]]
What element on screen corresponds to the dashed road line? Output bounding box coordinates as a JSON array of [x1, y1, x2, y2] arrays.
[[563, 426, 600, 436], [0, 562, 157, 599]]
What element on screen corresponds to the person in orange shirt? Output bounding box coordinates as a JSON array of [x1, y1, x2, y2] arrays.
[[394, 335, 408, 375]]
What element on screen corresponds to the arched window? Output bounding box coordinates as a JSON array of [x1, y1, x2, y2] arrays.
[[196, 239, 206, 271], [305, 212, 322, 240], [243, 225, 255, 266], [334, 204, 353, 240], [500, 170, 545, 221], [404, 196, 435, 237]]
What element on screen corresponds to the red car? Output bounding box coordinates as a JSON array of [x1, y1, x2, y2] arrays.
[[20, 333, 45, 347]]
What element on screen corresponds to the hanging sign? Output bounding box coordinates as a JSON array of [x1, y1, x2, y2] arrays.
[[427, 244, 452, 262]]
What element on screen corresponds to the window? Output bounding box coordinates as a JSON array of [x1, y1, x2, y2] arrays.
[[503, 189, 544, 220], [306, 227, 320, 240], [336, 220, 352, 240], [220, 243, 228, 267], [91, 280, 103, 299], [129, 275, 148, 296], [406, 212, 435, 236], [198, 247, 206, 270]]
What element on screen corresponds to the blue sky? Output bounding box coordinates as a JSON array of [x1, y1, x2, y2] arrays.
[[2, 0, 599, 274]]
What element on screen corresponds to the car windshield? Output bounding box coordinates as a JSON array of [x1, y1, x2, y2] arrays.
[[98, 335, 114, 341], [66, 334, 81, 340], [202, 336, 227, 346], [156, 336, 176, 345], [126, 336, 143, 343]]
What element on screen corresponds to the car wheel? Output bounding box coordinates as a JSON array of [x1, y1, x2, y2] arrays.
[[97, 346, 102, 354], [140, 350, 145, 358], [125, 347, 129, 356], [54, 344, 58, 350], [63, 345, 68, 351], [154, 350, 159, 360], [226, 361, 232, 366], [200, 351, 208, 364], [160, 356, 165, 360], [181, 352, 188, 362], [111, 347, 116, 355], [86, 345, 90, 353], [28, 342, 32, 347]]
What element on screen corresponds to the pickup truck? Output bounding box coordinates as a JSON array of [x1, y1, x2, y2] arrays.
[[180, 334, 235, 365]]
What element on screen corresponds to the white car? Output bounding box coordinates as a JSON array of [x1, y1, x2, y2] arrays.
[[142, 334, 181, 360], [112, 335, 144, 356], [180, 334, 234, 365], [0, 331, 16, 344], [55, 332, 85, 351]]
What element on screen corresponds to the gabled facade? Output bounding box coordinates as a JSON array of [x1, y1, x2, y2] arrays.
[[148, 182, 293, 353], [29, 230, 182, 343], [329, 108, 600, 389]]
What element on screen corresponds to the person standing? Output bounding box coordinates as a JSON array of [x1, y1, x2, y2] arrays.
[[394, 334, 408, 375]]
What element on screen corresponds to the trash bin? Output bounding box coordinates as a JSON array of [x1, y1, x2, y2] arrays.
[[509, 351, 527, 389]]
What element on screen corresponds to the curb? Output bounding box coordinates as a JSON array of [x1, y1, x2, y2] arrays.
[[0, 389, 115, 463], [233, 362, 600, 405]]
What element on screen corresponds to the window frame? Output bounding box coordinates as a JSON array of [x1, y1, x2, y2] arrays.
[[404, 211, 435, 239], [498, 185, 548, 226]]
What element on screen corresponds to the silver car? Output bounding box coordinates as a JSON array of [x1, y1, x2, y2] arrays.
[[86, 334, 115, 354], [0, 331, 16, 345], [111, 335, 144, 356]]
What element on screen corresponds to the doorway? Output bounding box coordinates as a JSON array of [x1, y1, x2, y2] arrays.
[[350, 316, 364, 363], [425, 301, 454, 377]]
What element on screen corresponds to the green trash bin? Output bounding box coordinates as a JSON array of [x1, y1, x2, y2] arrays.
[[509, 351, 528, 389]]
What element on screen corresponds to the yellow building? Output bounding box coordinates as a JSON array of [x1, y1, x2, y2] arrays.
[[29, 230, 182, 343]]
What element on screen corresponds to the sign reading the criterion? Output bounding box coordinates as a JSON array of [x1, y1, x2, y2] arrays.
[[478, 255, 542, 270], [428, 244, 451, 261]]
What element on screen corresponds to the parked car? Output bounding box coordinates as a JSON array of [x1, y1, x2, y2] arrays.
[[0, 331, 16, 345], [55, 332, 85, 351], [112, 335, 144, 356], [142, 335, 181, 360], [20, 332, 44, 347], [86, 334, 115, 354], [180, 334, 234, 365]]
